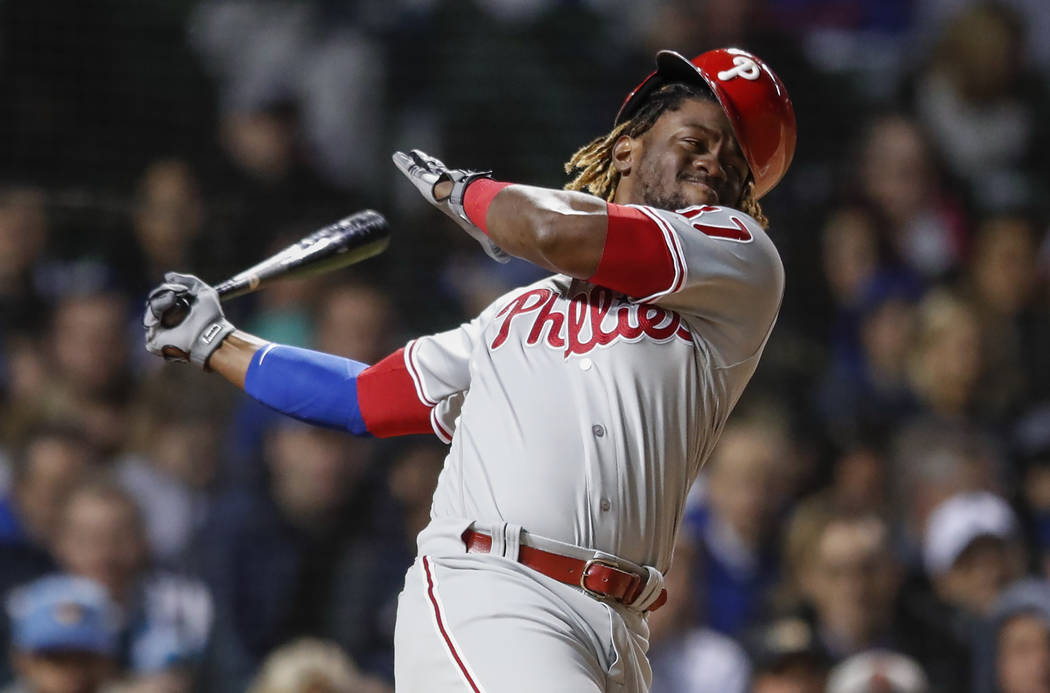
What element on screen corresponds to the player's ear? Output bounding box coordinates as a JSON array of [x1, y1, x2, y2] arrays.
[[612, 135, 635, 175]]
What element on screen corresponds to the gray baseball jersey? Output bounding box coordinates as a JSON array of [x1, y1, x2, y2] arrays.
[[394, 203, 783, 692]]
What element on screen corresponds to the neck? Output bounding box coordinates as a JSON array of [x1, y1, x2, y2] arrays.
[[611, 180, 633, 206]]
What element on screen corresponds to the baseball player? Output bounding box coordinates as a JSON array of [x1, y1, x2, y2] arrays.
[[143, 48, 795, 692]]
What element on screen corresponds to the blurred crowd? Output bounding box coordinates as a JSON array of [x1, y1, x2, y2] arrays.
[[1, 0, 1050, 692]]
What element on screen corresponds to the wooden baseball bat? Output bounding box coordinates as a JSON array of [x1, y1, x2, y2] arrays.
[[160, 209, 390, 328]]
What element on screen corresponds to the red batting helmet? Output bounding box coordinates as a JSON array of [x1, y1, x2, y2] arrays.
[[615, 48, 797, 199]]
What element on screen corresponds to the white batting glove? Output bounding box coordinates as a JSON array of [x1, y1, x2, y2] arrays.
[[143, 273, 235, 368], [392, 149, 510, 263]]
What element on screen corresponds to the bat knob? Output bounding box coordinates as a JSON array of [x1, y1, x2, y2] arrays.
[[160, 296, 192, 328]]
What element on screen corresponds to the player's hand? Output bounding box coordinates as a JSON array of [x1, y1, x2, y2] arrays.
[[143, 272, 236, 369], [392, 149, 510, 263]]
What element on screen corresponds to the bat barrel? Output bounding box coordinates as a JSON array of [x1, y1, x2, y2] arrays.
[[215, 209, 389, 301], [156, 209, 389, 325]]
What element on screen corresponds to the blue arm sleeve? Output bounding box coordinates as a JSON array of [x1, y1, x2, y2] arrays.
[[244, 344, 371, 436]]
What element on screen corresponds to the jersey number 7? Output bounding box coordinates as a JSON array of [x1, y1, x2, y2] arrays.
[[678, 206, 753, 243]]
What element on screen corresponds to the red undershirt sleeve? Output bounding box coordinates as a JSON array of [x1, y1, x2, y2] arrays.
[[588, 203, 678, 300], [356, 348, 435, 438]]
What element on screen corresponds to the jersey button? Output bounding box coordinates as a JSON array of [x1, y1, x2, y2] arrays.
[[592, 424, 605, 437], [600, 498, 612, 512], [579, 358, 593, 371]]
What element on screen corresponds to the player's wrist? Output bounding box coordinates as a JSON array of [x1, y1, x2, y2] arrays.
[[193, 319, 236, 369], [207, 331, 268, 387], [463, 179, 512, 235]]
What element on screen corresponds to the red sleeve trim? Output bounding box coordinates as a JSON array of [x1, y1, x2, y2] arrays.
[[588, 203, 679, 299], [357, 347, 435, 438], [463, 180, 512, 234]]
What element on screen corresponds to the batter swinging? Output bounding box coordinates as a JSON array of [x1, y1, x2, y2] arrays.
[[142, 48, 796, 692]]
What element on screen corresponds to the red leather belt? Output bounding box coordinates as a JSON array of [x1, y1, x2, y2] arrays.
[[462, 529, 667, 612]]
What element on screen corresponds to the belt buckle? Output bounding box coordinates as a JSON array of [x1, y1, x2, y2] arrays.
[[579, 557, 621, 601]]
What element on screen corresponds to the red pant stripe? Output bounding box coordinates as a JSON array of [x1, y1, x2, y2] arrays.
[[422, 557, 484, 693]]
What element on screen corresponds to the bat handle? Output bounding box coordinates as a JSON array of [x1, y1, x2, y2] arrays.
[[159, 278, 237, 328], [160, 296, 192, 328]]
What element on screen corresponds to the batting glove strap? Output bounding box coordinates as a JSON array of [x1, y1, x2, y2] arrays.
[[436, 168, 494, 225], [438, 168, 511, 263], [188, 318, 236, 367]]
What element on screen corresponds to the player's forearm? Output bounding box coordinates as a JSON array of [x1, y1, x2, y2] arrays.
[[467, 182, 608, 277], [241, 343, 373, 434], [205, 331, 371, 431]]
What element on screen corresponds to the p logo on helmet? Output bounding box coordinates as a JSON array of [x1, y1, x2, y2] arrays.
[[615, 47, 797, 199], [717, 55, 761, 82]]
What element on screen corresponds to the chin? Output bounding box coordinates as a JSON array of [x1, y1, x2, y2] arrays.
[[676, 184, 722, 208], [641, 190, 690, 212]]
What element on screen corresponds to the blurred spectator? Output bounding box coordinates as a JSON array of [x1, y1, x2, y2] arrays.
[[855, 114, 968, 281], [7, 291, 136, 457], [826, 650, 929, 693], [187, 1, 371, 266], [967, 213, 1042, 325], [822, 207, 885, 314], [3, 575, 119, 693], [313, 283, 399, 363], [906, 290, 984, 424], [0, 425, 98, 685], [647, 535, 750, 693], [817, 272, 922, 446], [0, 188, 49, 336], [1, 334, 49, 425], [247, 638, 389, 693], [911, 2, 1049, 210], [747, 616, 830, 693], [977, 579, 1050, 693], [207, 90, 354, 275], [923, 492, 1025, 618], [189, 0, 387, 193], [117, 370, 231, 566], [0, 424, 97, 593], [128, 159, 206, 292], [49, 291, 130, 401], [1014, 404, 1050, 578], [52, 479, 212, 682], [790, 505, 901, 658], [890, 422, 1007, 572], [782, 500, 969, 690], [819, 444, 892, 518], [916, 0, 1050, 74], [640, 0, 759, 56], [685, 416, 792, 636], [193, 419, 374, 690], [962, 212, 1048, 418]]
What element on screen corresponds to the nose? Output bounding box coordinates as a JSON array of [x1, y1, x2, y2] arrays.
[[692, 146, 726, 184]]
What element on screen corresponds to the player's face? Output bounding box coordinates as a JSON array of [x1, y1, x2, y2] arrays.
[[631, 98, 749, 211]]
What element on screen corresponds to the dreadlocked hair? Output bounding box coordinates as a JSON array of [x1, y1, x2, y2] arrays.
[[564, 82, 769, 228]]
